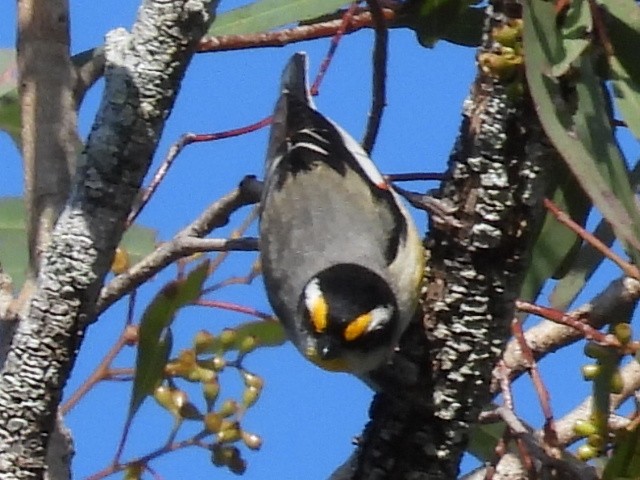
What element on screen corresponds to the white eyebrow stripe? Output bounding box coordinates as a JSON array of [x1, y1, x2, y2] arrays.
[[367, 305, 394, 332], [299, 128, 330, 144], [290, 142, 329, 156], [304, 278, 323, 313]]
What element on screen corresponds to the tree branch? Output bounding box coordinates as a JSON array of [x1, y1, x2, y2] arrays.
[[0, 1, 215, 477], [500, 277, 640, 386], [96, 179, 260, 315], [341, 1, 549, 477], [14, 0, 78, 317]]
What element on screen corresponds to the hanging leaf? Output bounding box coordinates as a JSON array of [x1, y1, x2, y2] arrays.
[[523, 0, 640, 266], [0, 197, 157, 292], [394, 0, 484, 48], [603, 0, 640, 142], [128, 260, 210, 417], [0, 49, 20, 142], [208, 0, 351, 36]]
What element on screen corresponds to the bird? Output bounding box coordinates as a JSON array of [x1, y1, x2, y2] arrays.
[[259, 52, 424, 375]]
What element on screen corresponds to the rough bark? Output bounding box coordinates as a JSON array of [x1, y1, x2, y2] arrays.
[[16, 0, 78, 316], [335, 1, 550, 478], [0, 1, 215, 478]]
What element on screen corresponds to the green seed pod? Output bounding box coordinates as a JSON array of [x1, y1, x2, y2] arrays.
[[203, 377, 220, 408], [219, 328, 237, 350], [242, 431, 262, 451], [228, 455, 247, 475], [581, 364, 600, 380], [576, 443, 598, 461], [217, 423, 242, 444], [573, 419, 598, 437], [613, 323, 632, 345], [194, 330, 216, 353], [219, 399, 238, 418], [242, 386, 261, 408], [153, 385, 174, 411], [587, 433, 605, 450], [211, 445, 233, 467], [241, 370, 264, 390], [493, 22, 522, 49], [124, 463, 143, 480], [179, 401, 203, 421], [239, 335, 258, 354], [584, 342, 610, 360], [204, 412, 223, 433], [610, 370, 624, 394], [212, 355, 226, 372]]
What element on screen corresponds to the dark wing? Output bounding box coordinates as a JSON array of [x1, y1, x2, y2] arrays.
[[264, 52, 408, 266]]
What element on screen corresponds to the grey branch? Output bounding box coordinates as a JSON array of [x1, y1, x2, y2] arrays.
[[0, 1, 214, 477], [96, 182, 260, 315], [341, 2, 550, 478], [500, 277, 640, 387]]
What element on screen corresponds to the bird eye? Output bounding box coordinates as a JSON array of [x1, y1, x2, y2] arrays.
[[343, 305, 393, 342]]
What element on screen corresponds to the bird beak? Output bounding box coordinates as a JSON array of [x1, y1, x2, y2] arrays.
[[317, 336, 340, 360]]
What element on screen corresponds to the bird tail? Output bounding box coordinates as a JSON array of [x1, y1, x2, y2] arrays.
[[265, 52, 314, 174], [279, 52, 312, 105]]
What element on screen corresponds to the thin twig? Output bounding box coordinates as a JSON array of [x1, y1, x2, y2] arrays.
[[60, 327, 133, 415], [310, 2, 359, 96], [544, 198, 640, 280], [198, 9, 396, 53], [194, 299, 272, 320], [128, 118, 270, 225], [208, 206, 260, 278], [515, 300, 621, 347], [362, 0, 388, 154], [511, 318, 559, 450], [97, 182, 261, 316], [87, 431, 210, 480]]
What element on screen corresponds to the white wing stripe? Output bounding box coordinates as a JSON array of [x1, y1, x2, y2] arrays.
[[290, 142, 329, 156]]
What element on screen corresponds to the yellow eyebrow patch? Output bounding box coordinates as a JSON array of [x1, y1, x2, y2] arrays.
[[344, 312, 372, 341], [309, 296, 328, 333]]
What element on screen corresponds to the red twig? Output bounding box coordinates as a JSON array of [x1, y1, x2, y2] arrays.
[[543, 198, 640, 280], [195, 299, 272, 320], [515, 300, 621, 347], [512, 318, 559, 450], [128, 117, 271, 225], [310, 2, 359, 96], [198, 9, 397, 54]]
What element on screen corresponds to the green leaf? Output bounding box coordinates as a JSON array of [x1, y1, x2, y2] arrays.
[[0, 197, 157, 292], [208, 0, 351, 36], [604, 0, 640, 141], [234, 318, 286, 347], [394, 0, 483, 48], [0, 197, 28, 293], [129, 260, 210, 417], [467, 418, 505, 461], [0, 49, 20, 143], [603, 426, 640, 480], [523, 0, 640, 264], [548, 163, 640, 310], [548, 217, 613, 310], [549, 0, 591, 77], [519, 168, 591, 303], [120, 224, 158, 267]]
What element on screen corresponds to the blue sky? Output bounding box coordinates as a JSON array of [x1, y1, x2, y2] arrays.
[[2, 1, 637, 479]]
